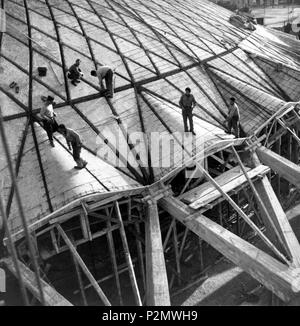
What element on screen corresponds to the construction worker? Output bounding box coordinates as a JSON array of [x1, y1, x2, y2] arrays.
[[67, 59, 83, 86], [226, 97, 240, 137], [179, 87, 196, 135], [57, 124, 88, 169], [91, 65, 114, 98], [40, 96, 58, 147], [284, 22, 292, 34]]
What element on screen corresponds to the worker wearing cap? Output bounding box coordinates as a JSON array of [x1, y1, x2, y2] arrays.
[[40, 96, 58, 147], [179, 87, 196, 135], [226, 97, 240, 137], [91, 65, 114, 98], [58, 124, 87, 169]]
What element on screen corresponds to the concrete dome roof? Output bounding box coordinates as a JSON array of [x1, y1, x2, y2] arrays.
[[1, 0, 300, 240]]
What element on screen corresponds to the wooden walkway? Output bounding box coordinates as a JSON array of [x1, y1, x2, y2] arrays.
[[180, 165, 270, 210]]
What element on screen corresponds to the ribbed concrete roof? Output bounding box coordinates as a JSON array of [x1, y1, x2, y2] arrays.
[[1, 0, 300, 239]]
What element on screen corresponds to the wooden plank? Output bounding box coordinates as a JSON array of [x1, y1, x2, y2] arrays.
[[158, 196, 300, 303], [182, 165, 269, 209], [50, 229, 59, 254], [257, 145, 300, 189], [145, 201, 170, 306], [80, 213, 91, 241], [2, 257, 72, 306], [81, 203, 92, 241], [254, 176, 300, 267], [156, 138, 246, 185], [180, 166, 246, 201]]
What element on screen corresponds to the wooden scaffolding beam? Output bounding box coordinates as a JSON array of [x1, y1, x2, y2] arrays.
[[56, 225, 111, 306], [254, 175, 300, 267], [114, 201, 142, 306], [1, 257, 72, 306], [145, 200, 170, 306], [256, 145, 300, 188], [158, 196, 300, 303]]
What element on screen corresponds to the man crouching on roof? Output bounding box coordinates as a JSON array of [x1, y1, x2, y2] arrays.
[[58, 124, 88, 169]]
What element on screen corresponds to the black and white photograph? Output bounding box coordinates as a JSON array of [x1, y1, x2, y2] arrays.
[[1, 0, 300, 312]]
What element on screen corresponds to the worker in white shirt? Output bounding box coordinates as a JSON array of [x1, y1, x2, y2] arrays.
[[91, 65, 114, 98], [40, 96, 58, 147]]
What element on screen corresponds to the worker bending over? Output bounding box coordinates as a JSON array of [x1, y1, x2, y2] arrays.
[[58, 124, 88, 169], [91, 65, 114, 98], [226, 97, 240, 137], [67, 59, 83, 86], [179, 87, 196, 135], [40, 96, 58, 147]]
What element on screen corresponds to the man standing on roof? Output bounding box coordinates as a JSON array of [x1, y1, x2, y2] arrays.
[[179, 87, 196, 135], [91, 65, 114, 98], [40, 95, 58, 147], [226, 97, 240, 137], [58, 124, 88, 169], [67, 59, 83, 86]]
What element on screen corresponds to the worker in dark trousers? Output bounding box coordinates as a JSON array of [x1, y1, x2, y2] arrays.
[[40, 96, 58, 147], [67, 59, 83, 86], [91, 66, 114, 98], [226, 97, 240, 137], [58, 124, 88, 169], [179, 87, 196, 135]]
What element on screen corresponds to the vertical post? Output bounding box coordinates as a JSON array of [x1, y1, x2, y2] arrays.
[[179, 228, 189, 259], [172, 220, 181, 286], [71, 250, 88, 306], [50, 229, 59, 254], [219, 203, 223, 226], [291, 137, 298, 164], [199, 239, 204, 271], [220, 151, 225, 172], [288, 133, 292, 195], [145, 200, 170, 306], [80, 211, 92, 241], [105, 208, 123, 306], [236, 193, 240, 236], [135, 221, 146, 292], [277, 134, 282, 197], [127, 198, 132, 222], [115, 201, 142, 306]]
